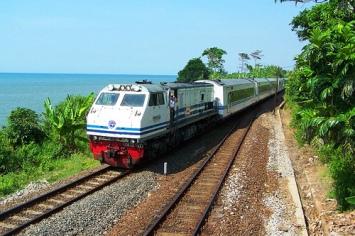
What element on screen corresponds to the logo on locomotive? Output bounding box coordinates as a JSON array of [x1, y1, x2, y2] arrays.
[[108, 120, 116, 129]]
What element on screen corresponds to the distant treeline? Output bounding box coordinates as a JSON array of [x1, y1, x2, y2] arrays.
[[176, 47, 287, 82]]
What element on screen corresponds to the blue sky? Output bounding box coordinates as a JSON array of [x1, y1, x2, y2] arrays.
[[0, 1, 311, 75]]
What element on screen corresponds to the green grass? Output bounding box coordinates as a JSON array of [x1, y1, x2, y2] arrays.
[[0, 153, 99, 198]]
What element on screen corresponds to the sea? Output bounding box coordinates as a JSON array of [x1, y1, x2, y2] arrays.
[[0, 73, 176, 126]]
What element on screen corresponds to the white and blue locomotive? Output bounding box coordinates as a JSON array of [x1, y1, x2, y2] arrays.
[[86, 78, 285, 168]]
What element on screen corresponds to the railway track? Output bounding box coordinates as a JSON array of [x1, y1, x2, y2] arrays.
[[0, 165, 128, 236], [143, 110, 256, 236]]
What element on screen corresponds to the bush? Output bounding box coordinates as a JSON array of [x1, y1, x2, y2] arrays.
[[329, 150, 355, 210], [5, 107, 45, 147], [0, 130, 14, 174]]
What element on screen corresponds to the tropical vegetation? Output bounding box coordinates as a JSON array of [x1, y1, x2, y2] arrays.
[[0, 94, 99, 197], [177, 58, 210, 82], [284, 0, 354, 210], [177, 47, 287, 82]]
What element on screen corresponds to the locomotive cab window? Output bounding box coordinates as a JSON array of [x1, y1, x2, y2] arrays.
[[95, 93, 120, 106], [121, 94, 146, 107], [148, 93, 165, 106]]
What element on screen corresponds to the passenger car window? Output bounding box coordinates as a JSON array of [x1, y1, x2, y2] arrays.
[[121, 94, 146, 107], [95, 93, 119, 106]]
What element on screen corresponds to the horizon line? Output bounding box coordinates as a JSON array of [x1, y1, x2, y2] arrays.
[[0, 71, 177, 77]]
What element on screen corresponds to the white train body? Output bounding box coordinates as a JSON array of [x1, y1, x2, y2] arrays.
[[87, 78, 286, 168]]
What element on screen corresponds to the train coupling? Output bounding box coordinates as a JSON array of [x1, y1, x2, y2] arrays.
[[103, 147, 128, 159]]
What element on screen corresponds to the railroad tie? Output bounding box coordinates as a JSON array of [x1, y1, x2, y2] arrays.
[[68, 189, 86, 194], [94, 177, 108, 182], [38, 203, 54, 209], [25, 209, 42, 215], [86, 181, 100, 186], [156, 232, 189, 236], [100, 174, 115, 178], [9, 215, 30, 222], [0, 222, 17, 229], [47, 198, 65, 204], [78, 185, 93, 190], [61, 193, 75, 199]]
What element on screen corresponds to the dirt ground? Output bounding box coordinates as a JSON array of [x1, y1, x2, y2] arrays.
[[280, 107, 355, 236]]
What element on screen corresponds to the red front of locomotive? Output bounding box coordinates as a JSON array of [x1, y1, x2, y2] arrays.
[[89, 139, 144, 168]]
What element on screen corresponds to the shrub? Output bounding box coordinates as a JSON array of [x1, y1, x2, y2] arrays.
[[329, 150, 355, 210], [5, 107, 45, 147], [0, 130, 14, 174]]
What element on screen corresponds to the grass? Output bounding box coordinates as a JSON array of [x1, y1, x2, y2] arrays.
[[0, 153, 99, 198]]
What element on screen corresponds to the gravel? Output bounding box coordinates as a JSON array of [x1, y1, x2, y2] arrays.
[[263, 112, 301, 236], [267, 113, 294, 178], [20, 171, 158, 236], [264, 193, 293, 236], [0, 180, 49, 206]]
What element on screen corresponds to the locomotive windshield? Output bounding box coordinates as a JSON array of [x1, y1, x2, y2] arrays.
[[95, 92, 120, 106], [121, 94, 146, 107]]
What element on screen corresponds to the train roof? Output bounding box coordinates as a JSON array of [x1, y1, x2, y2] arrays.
[[163, 82, 212, 89], [196, 79, 255, 87], [100, 81, 212, 93]]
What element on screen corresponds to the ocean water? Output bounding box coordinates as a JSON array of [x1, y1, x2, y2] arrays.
[[0, 73, 176, 126]]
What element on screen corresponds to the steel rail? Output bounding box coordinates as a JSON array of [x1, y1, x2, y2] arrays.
[[191, 113, 255, 236], [0, 165, 129, 236], [143, 111, 255, 236]]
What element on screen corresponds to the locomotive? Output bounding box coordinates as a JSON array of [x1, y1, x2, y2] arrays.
[[86, 78, 285, 168]]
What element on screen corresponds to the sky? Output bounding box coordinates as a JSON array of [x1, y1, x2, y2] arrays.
[[0, 0, 312, 75]]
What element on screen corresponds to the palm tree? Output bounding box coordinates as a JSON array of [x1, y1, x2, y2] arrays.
[[250, 50, 263, 68], [238, 53, 250, 72]]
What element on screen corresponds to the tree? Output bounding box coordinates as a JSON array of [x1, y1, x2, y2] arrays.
[[250, 50, 263, 67], [285, 0, 355, 210], [202, 47, 227, 73], [5, 108, 44, 147], [238, 53, 250, 72], [177, 58, 210, 83]]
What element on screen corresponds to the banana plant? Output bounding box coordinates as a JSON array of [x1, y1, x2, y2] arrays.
[[43, 93, 95, 153]]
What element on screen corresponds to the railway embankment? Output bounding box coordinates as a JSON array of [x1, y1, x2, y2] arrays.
[[280, 108, 355, 235]]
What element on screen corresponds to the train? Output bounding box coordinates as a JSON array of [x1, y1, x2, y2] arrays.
[[86, 78, 286, 168]]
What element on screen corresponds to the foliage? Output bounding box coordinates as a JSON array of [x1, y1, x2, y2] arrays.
[[43, 94, 95, 153], [0, 152, 99, 198], [177, 58, 210, 82], [286, 0, 355, 210], [250, 50, 264, 67], [291, 0, 354, 40], [238, 52, 250, 72], [225, 65, 288, 79], [5, 107, 45, 147], [0, 93, 99, 198], [202, 47, 227, 73], [0, 130, 14, 174]]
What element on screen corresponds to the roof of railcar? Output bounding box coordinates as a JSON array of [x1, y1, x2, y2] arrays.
[[101, 81, 212, 93], [196, 79, 255, 87]]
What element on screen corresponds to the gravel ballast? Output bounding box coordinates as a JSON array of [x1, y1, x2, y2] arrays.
[[20, 171, 157, 236]]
